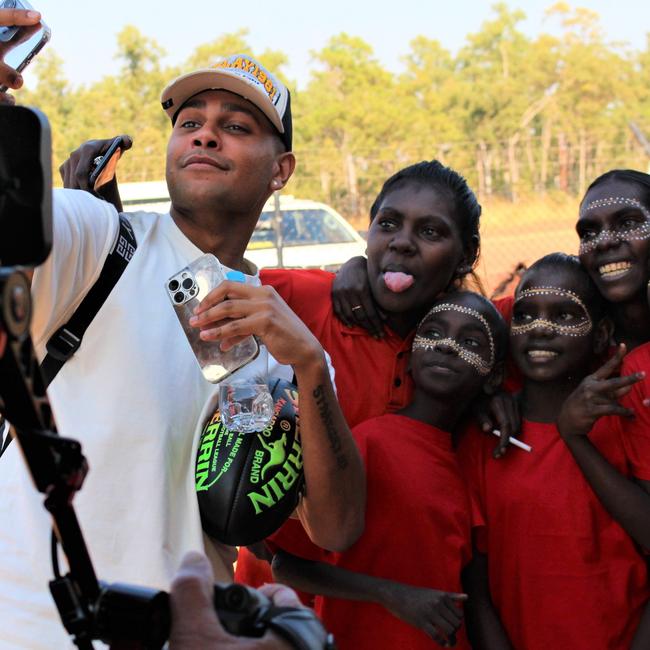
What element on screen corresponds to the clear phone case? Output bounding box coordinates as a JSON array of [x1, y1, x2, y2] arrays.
[[165, 254, 259, 383]]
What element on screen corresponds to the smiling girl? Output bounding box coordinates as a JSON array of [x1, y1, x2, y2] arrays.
[[461, 252, 650, 649], [577, 170, 650, 351]]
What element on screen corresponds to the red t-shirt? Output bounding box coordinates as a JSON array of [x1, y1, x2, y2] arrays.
[[619, 342, 650, 481], [459, 419, 650, 650], [316, 414, 473, 650]]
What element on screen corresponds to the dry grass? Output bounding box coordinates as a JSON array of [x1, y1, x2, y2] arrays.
[[477, 194, 580, 295]]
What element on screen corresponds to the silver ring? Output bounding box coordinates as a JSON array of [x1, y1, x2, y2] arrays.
[[351, 305, 363, 312], [92, 155, 103, 168]]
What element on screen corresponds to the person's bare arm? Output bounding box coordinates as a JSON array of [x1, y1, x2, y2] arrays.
[[558, 345, 650, 549], [272, 551, 466, 648], [191, 282, 365, 551]]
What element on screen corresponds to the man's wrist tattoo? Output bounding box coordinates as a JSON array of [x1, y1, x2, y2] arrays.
[[313, 384, 348, 469]]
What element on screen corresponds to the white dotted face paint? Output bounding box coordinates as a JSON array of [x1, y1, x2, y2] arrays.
[[510, 286, 592, 338], [413, 302, 495, 376], [578, 196, 650, 255]]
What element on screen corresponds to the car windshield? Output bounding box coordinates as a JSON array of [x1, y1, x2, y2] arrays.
[[249, 209, 356, 249]]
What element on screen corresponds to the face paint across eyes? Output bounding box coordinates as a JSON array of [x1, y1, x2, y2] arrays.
[[578, 197, 650, 255], [413, 302, 496, 376], [412, 335, 493, 375], [511, 286, 592, 337]]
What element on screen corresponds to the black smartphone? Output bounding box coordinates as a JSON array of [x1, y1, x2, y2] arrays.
[[89, 137, 125, 191], [0, 0, 50, 93]]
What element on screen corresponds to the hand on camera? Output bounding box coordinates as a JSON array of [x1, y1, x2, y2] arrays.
[[168, 552, 298, 650], [0, 7, 41, 104]]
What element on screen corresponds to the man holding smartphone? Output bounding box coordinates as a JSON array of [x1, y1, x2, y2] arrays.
[[0, 4, 40, 103], [0, 52, 364, 649]]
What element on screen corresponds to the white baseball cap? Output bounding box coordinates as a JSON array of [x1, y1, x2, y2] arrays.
[[161, 54, 292, 150]]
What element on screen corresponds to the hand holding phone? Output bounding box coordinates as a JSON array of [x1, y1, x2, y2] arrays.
[[166, 254, 260, 384], [0, 1, 49, 94], [89, 136, 125, 191]]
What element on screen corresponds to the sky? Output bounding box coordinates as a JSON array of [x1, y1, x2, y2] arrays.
[[23, 0, 650, 89]]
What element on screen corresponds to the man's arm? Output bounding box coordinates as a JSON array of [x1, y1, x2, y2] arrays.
[[191, 281, 365, 552], [31, 190, 120, 351], [272, 551, 467, 647], [290, 353, 365, 550], [461, 552, 513, 650]]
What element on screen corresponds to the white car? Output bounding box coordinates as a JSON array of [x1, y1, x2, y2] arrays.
[[248, 197, 366, 270], [120, 182, 366, 271]]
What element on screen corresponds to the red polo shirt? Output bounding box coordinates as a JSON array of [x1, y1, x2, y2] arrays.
[[261, 268, 415, 427]]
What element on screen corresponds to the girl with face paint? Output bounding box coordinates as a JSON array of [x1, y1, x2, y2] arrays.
[[577, 169, 650, 351], [273, 291, 509, 650], [461, 253, 650, 650]]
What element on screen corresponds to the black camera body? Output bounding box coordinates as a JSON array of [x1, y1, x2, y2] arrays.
[[0, 105, 52, 267], [214, 582, 273, 636]]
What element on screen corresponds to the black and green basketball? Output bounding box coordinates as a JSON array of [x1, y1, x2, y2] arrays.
[[195, 377, 303, 546]]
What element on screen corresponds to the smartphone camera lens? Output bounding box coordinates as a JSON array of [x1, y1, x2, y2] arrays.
[[174, 291, 185, 304], [189, 288, 197, 296], [182, 278, 194, 290], [168, 279, 180, 292]]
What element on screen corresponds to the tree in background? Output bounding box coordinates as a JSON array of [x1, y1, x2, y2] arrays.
[[18, 4, 650, 219]]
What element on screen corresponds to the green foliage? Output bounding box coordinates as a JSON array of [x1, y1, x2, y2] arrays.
[[15, 6, 650, 210]]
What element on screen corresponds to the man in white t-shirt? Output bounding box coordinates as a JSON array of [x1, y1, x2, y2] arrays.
[[0, 54, 363, 649]]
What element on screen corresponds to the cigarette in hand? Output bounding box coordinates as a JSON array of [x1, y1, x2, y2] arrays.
[[491, 429, 532, 452]]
